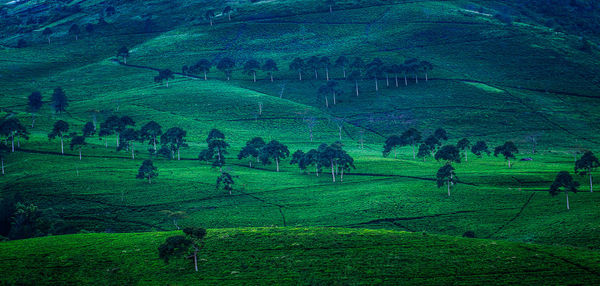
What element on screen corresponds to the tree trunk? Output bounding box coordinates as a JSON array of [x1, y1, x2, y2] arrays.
[[276, 157, 279, 172], [341, 168, 344, 182], [79, 149, 82, 160], [166, 79, 169, 88], [415, 74, 418, 84], [314, 69, 318, 80], [325, 96, 329, 108], [253, 71, 256, 82], [355, 80, 359, 96], [204, 71, 207, 80], [386, 74, 389, 87], [194, 250, 198, 272], [343, 67, 346, 78], [116, 134, 120, 148], [412, 144, 416, 159], [31, 114, 35, 128], [131, 144, 135, 159], [11, 135, 14, 152], [228, 13, 231, 21], [270, 73, 273, 82], [60, 136, 64, 154], [153, 137, 157, 151], [330, 160, 335, 182], [394, 148, 397, 159], [148, 176, 151, 184], [124, 57, 127, 64], [299, 71, 302, 81], [447, 179, 451, 196], [508, 159, 511, 168], [329, 5, 332, 13], [425, 72, 428, 82], [566, 191, 570, 210], [177, 148, 180, 160], [590, 171, 593, 192], [404, 75, 408, 86], [249, 161, 252, 168], [210, 19, 213, 26], [465, 150, 468, 162], [375, 78, 378, 91], [315, 165, 319, 176], [325, 67, 329, 81], [395, 75, 399, 87], [1, 157, 4, 175], [333, 92, 336, 105], [338, 127, 342, 140]]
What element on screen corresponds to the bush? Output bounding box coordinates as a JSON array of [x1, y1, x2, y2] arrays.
[[463, 231, 476, 238]]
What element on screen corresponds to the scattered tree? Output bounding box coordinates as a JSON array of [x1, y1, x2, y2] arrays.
[[383, 135, 403, 159], [289, 57, 305, 81], [205, 10, 215, 26], [161, 127, 188, 160], [0, 118, 27, 152], [420, 61, 433, 81], [69, 135, 86, 160], [140, 121, 162, 152], [244, 59, 261, 82], [154, 69, 175, 87], [137, 159, 158, 183], [118, 128, 140, 159], [471, 140, 490, 157], [320, 56, 332, 81], [259, 140, 289, 172], [48, 120, 69, 154], [42, 28, 52, 44], [27, 91, 43, 128], [549, 171, 579, 210], [335, 56, 349, 78], [217, 57, 235, 80], [365, 58, 384, 91], [434, 128, 448, 142], [117, 46, 129, 64], [191, 59, 212, 80], [216, 171, 235, 195], [455, 138, 471, 162], [575, 151, 599, 192], [494, 141, 519, 168], [238, 137, 265, 168], [417, 143, 432, 161], [350, 57, 365, 76], [262, 59, 278, 82], [400, 128, 422, 159], [69, 24, 80, 40], [200, 129, 229, 170], [82, 122, 96, 137], [51, 87, 68, 114], [436, 163, 457, 196], [307, 56, 320, 80], [347, 70, 361, 96]]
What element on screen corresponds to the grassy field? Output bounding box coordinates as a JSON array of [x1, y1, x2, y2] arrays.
[[2, 228, 600, 285], [1, 0, 600, 284]]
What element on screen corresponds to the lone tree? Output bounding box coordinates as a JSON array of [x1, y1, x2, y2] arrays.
[[238, 137, 265, 168], [223, 6, 233, 21], [216, 171, 235, 195], [289, 57, 305, 81], [383, 135, 403, 159], [549, 171, 579, 210], [51, 87, 68, 114], [117, 46, 129, 64], [244, 59, 261, 82], [456, 138, 471, 162], [205, 10, 215, 26], [217, 57, 235, 80], [42, 28, 52, 44], [259, 140, 289, 172], [335, 56, 349, 78], [161, 127, 188, 160], [69, 135, 86, 160], [575, 151, 599, 192], [154, 69, 175, 87], [471, 140, 490, 157], [69, 24, 80, 40], [140, 121, 162, 152], [48, 120, 69, 154], [435, 145, 461, 164], [494, 141, 518, 168], [400, 128, 422, 159], [191, 59, 212, 80], [158, 227, 207, 272], [262, 59, 278, 82], [117, 128, 140, 159], [137, 159, 158, 183], [0, 118, 27, 152], [82, 122, 96, 137], [27, 91, 43, 127], [437, 163, 457, 196]]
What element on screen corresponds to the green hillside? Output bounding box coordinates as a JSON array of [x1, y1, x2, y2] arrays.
[[1, 0, 600, 284], [2, 228, 600, 285]]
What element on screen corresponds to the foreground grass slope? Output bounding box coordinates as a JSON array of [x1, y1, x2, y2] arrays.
[[2, 228, 600, 285]]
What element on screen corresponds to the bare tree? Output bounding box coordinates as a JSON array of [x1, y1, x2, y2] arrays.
[[304, 117, 317, 142]]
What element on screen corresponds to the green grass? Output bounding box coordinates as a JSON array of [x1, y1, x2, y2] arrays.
[[2, 228, 600, 285], [1, 0, 600, 283]]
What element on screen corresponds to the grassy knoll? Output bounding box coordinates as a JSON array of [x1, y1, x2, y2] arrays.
[[1, 228, 600, 285]]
